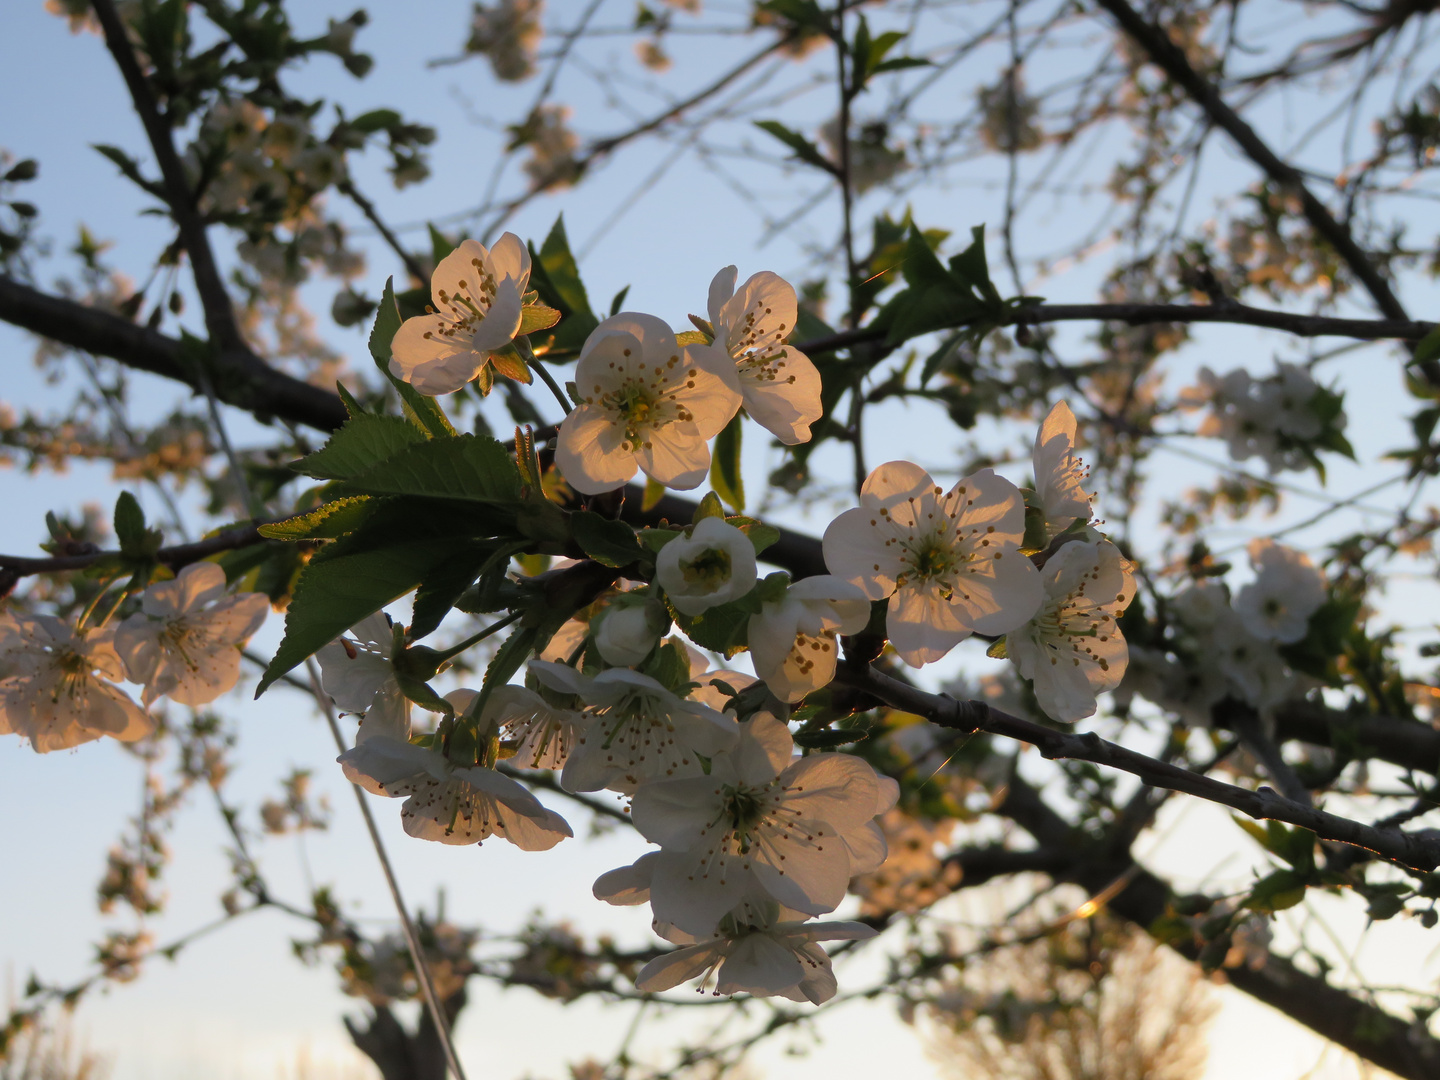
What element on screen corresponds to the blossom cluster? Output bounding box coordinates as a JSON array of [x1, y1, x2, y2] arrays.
[[0, 563, 268, 753], [1180, 362, 1346, 474], [1121, 539, 1327, 721]]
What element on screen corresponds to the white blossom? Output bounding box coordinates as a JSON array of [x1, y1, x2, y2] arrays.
[[1032, 401, 1094, 539], [655, 517, 758, 616], [635, 904, 875, 1003], [706, 267, 823, 445], [1006, 540, 1133, 723], [630, 712, 885, 933], [114, 562, 268, 707], [316, 613, 410, 742], [823, 461, 1043, 666], [528, 661, 738, 794], [746, 575, 869, 702], [466, 0, 543, 82], [338, 736, 572, 850], [554, 314, 742, 495], [389, 235, 531, 396], [1235, 539, 1325, 644], [451, 682, 584, 772], [591, 592, 669, 667], [0, 615, 152, 753]]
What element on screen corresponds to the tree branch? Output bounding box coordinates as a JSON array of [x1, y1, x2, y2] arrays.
[[0, 275, 348, 432], [1090, 0, 1440, 384], [0, 520, 273, 578], [836, 663, 1440, 872], [997, 777, 1440, 1080]]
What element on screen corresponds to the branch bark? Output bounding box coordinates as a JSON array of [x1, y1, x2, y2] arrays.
[[836, 663, 1440, 872], [0, 275, 348, 432], [997, 777, 1440, 1080]]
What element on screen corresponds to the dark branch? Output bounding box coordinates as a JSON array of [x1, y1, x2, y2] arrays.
[[0, 275, 349, 433], [0, 521, 272, 577], [837, 664, 1440, 873], [998, 777, 1440, 1080]]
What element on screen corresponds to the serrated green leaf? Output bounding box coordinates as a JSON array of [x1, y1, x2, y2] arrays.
[[674, 330, 709, 346], [710, 413, 745, 512], [572, 511, 646, 568], [518, 303, 562, 335], [257, 535, 461, 695], [297, 414, 428, 480], [259, 497, 376, 541], [410, 543, 507, 640], [343, 433, 523, 506], [335, 381, 367, 418], [673, 600, 751, 656], [986, 636, 1008, 659], [368, 278, 456, 438]]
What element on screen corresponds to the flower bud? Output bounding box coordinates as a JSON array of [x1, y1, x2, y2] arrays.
[[592, 593, 669, 667], [654, 517, 758, 615]]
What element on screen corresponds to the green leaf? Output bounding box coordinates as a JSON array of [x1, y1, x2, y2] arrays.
[[113, 492, 148, 557], [343, 433, 523, 505], [571, 511, 647, 568], [92, 144, 161, 196], [609, 285, 630, 316], [428, 224, 456, 266], [673, 600, 751, 656], [368, 278, 456, 438], [753, 120, 834, 173], [518, 303, 562, 335], [296, 413, 428, 480], [1414, 324, 1440, 365], [710, 413, 745, 512], [526, 216, 598, 353], [410, 544, 507, 640], [986, 636, 1008, 660], [870, 56, 930, 74], [335, 381, 367, 418], [692, 492, 726, 523], [349, 108, 402, 133], [641, 639, 694, 694], [257, 535, 462, 695], [793, 727, 871, 749], [259, 497, 376, 541], [1244, 869, 1308, 914], [642, 476, 666, 512]]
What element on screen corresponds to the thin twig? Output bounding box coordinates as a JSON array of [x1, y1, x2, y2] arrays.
[[304, 659, 470, 1080]]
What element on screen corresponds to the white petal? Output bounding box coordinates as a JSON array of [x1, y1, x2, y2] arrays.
[[822, 507, 904, 601], [707, 265, 738, 327], [554, 403, 639, 495]]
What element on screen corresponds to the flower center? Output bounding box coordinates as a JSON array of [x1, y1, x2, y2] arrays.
[[680, 547, 732, 591]]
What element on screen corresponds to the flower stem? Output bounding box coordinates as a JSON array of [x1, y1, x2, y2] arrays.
[[304, 659, 470, 1080], [518, 337, 575, 413], [75, 575, 121, 631], [431, 609, 523, 665]]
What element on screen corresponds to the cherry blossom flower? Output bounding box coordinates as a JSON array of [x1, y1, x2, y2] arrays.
[[1235, 539, 1325, 644], [635, 904, 875, 1003], [528, 660, 738, 794], [823, 461, 1043, 666], [1032, 401, 1094, 539], [630, 712, 885, 933], [114, 562, 268, 707], [655, 517, 758, 616], [591, 592, 668, 666], [0, 615, 152, 753], [553, 313, 742, 495], [316, 613, 410, 742], [389, 234, 531, 396], [451, 681, 584, 771], [1005, 539, 1133, 723], [746, 575, 870, 702], [338, 735, 572, 850], [706, 267, 823, 444]]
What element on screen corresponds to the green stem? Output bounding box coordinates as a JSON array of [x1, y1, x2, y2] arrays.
[[431, 609, 523, 665], [75, 574, 121, 631], [518, 337, 575, 413]]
